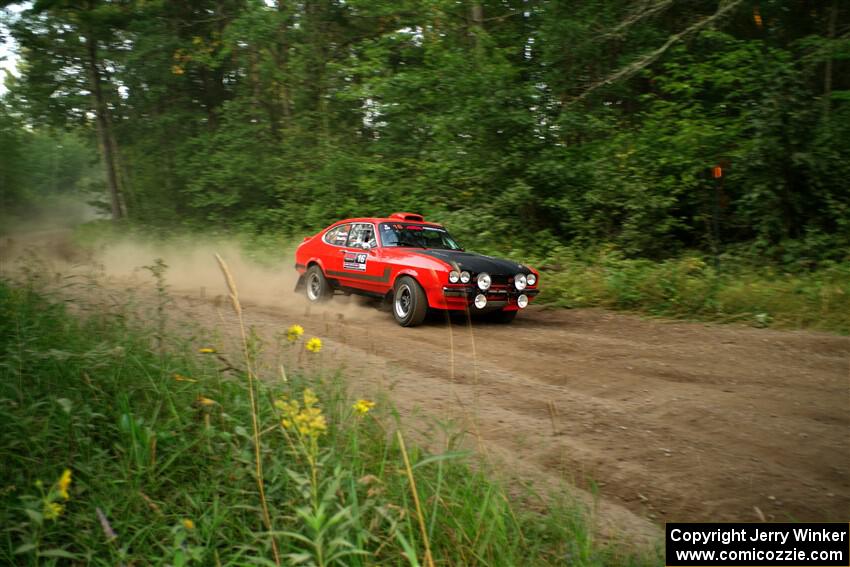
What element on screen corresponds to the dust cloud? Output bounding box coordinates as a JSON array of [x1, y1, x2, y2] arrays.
[[93, 237, 387, 321], [1, 194, 103, 234], [0, 224, 384, 320], [96, 238, 299, 306], [0, 229, 294, 302]]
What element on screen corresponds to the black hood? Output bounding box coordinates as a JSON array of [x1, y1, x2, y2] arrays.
[[413, 249, 528, 276]]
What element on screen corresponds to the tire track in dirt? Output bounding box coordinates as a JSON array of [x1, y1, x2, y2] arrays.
[[163, 286, 849, 547], [4, 231, 848, 548]]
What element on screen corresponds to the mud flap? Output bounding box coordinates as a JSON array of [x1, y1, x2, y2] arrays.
[[294, 274, 305, 292]]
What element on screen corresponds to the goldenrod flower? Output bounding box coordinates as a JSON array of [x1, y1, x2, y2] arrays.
[[276, 396, 298, 431], [352, 399, 375, 416], [294, 407, 327, 436], [286, 324, 304, 342], [182, 518, 195, 530], [198, 347, 216, 354], [303, 388, 318, 407], [173, 373, 197, 383], [276, 389, 326, 439], [57, 469, 72, 500], [275, 397, 298, 413], [305, 337, 322, 353], [43, 501, 64, 520]]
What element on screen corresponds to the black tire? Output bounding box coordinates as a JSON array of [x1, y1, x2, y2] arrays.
[[489, 309, 517, 324], [392, 276, 428, 327], [305, 265, 332, 303]]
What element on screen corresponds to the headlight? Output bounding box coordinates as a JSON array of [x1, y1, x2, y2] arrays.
[[527, 273, 537, 286], [514, 273, 527, 291], [474, 294, 487, 309], [517, 294, 529, 308], [449, 271, 460, 283], [477, 272, 491, 291], [460, 271, 471, 284]]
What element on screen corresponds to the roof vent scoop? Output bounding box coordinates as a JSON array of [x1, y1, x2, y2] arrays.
[[389, 212, 425, 222]]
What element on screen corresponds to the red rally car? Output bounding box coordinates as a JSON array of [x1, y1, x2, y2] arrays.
[[294, 213, 540, 326]]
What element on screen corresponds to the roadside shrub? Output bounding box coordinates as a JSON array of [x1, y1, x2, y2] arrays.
[[538, 248, 850, 333]]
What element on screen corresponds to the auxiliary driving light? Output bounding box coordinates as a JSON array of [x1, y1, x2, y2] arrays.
[[449, 270, 460, 283], [474, 294, 487, 309], [514, 273, 527, 291], [527, 273, 537, 286], [517, 294, 529, 309], [477, 272, 491, 291], [460, 271, 471, 283]]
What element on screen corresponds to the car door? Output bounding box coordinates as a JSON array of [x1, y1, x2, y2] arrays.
[[332, 223, 389, 293], [320, 223, 352, 278]]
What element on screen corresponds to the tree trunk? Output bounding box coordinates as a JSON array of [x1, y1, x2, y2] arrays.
[[277, 0, 292, 125], [470, 2, 483, 27], [107, 111, 133, 217], [823, 0, 837, 119], [85, 33, 124, 220], [470, 1, 484, 47]]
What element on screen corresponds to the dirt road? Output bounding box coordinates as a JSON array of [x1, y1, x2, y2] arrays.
[[173, 284, 849, 543], [4, 232, 849, 546]]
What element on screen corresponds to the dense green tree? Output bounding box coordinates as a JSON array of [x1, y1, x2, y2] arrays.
[[0, 99, 101, 228], [2, 0, 848, 261]]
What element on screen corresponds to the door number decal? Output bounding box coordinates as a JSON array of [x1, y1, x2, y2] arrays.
[[343, 252, 368, 271]]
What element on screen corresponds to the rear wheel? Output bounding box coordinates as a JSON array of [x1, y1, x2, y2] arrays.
[[489, 309, 517, 324], [305, 265, 331, 303], [393, 276, 428, 327]]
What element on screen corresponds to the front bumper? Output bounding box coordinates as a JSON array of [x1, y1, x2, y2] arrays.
[[442, 285, 539, 310]]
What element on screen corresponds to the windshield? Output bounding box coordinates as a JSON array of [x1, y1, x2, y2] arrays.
[[379, 223, 463, 250]]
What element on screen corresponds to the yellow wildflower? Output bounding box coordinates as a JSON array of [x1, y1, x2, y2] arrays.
[[182, 518, 195, 530], [173, 373, 197, 383], [276, 389, 327, 439], [43, 501, 64, 520], [352, 399, 375, 416], [196, 395, 217, 406], [275, 397, 298, 413], [305, 337, 322, 353], [294, 407, 327, 436], [171, 65, 185, 76], [198, 347, 216, 354], [275, 396, 297, 430], [57, 469, 72, 500], [286, 324, 304, 342], [303, 388, 318, 407]]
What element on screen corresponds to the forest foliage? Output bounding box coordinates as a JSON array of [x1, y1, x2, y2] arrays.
[[1, 0, 849, 264]]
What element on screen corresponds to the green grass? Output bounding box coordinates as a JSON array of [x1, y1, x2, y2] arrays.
[[0, 277, 659, 565], [536, 248, 850, 334]]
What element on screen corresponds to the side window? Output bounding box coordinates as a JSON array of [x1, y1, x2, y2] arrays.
[[365, 225, 377, 248], [347, 223, 376, 249], [323, 224, 351, 246], [379, 223, 397, 247]]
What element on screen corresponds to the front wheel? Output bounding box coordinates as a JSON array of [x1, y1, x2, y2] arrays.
[[392, 276, 428, 327], [305, 265, 332, 303]]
